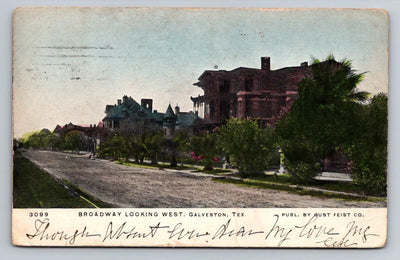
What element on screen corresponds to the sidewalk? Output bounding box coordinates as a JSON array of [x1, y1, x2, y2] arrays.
[[315, 172, 352, 182]]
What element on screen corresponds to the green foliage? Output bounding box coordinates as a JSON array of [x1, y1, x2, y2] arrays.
[[53, 135, 66, 150], [64, 130, 83, 152], [218, 118, 278, 177], [97, 133, 126, 160], [277, 55, 370, 183], [20, 129, 58, 150], [293, 56, 369, 153], [140, 131, 164, 164], [283, 159, 321, 183], [190, 133, 219, 171], [97, 131, 164, 164], [276, 114, 322, 182], [173, 130, 191, 166], [343, 93, 387, 195]]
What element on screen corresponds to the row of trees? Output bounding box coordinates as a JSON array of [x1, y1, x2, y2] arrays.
[[18, 121, 279, 176], [94, 120, 279, 174], [97, 131, 165, 164], [19, 129, 87, 152]]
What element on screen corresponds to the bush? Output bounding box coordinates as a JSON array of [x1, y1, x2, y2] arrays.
[[190, 133, 219, 171], [350, 157, 387, 196], [218, 118, 278, 177], [284, 159, 321, 183], [279, 136, 322, 183]]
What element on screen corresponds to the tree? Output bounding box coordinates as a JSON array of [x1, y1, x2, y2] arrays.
[[172, 130, 191, 166], [52, 134, 66, 151], [343, 93, 387, 195], [218, 118, 278, 177], [97, 133, 125, 160], [131, 136, 146, 163], [21, 129, 57, 150], [140, 131, 164, 165], [276, 55, 369, 182], [64, 130, 83, 153], [190, 133, 219, 171], [118, 134, 137, 162]]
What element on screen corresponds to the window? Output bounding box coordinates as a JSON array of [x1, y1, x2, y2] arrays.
[[245, 98, 252, 115], [209, 100, 215, 115], [245, 78, 253, 91], [220, 80, 230, 93]]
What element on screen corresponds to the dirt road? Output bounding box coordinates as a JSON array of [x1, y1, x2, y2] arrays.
[[22, 150, 386, 208]]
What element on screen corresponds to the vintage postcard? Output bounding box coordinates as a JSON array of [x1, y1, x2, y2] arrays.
[[12, 7, 388, 247]]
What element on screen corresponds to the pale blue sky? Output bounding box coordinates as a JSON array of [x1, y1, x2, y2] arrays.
[[13, 8, 388, 138]]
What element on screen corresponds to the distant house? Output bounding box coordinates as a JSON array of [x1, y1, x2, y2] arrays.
[[53, 122, 105, 152], [103, 95, 202, 137], [191, 57, 313, 130]]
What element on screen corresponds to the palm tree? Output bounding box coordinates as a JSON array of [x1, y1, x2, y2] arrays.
[[296, 55, 369, 111], [293, 55, 370, 155], [276, 55, 370, 181]]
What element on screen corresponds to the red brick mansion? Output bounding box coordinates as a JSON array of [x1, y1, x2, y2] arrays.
[[191, 57, 313, 130]]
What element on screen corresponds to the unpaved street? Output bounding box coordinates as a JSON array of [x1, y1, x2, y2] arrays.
[[22, 150, 386, 208]]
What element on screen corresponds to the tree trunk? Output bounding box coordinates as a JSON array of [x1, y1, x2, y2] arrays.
[[204, 165, 213, 171], [170, 155, 177, 167]]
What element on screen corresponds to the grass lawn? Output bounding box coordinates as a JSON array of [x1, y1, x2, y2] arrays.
[[13, 152, 111, 208], [116, 160, 198, 171], [192, 168, 233, 175], [214, 176, 386, 202], [250, 174, 364, 194], [116, 160, 233, 174]]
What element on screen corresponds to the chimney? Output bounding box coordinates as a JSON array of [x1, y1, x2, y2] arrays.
[[261, 57, 270, 71], [301, 62, 308, 67], [117, 99, 122, 106], [175, 105, 180, 114], [141, 99, 153, 112]]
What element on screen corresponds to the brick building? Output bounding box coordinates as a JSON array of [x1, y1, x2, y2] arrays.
[[191, 57, 313, 130], [54, 122, 106, 152], [191, 57, 348, 172]]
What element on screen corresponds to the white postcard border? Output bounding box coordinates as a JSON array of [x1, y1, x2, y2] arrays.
[[12, 208, 387, 248]]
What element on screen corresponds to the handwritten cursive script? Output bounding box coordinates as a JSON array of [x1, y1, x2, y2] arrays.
[[25, 217, 379, 247], [26, 218, 101, 245]]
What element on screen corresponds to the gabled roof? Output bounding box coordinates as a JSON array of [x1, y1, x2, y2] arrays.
[[176, 112, 199, 127], [103, 106, 126, 119], [103, 96, 151, 120]]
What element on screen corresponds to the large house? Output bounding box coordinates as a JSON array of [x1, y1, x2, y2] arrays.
[[191, 57, 313, 130], [191, 56, 347, 171], [103, 95, 201, 137]]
